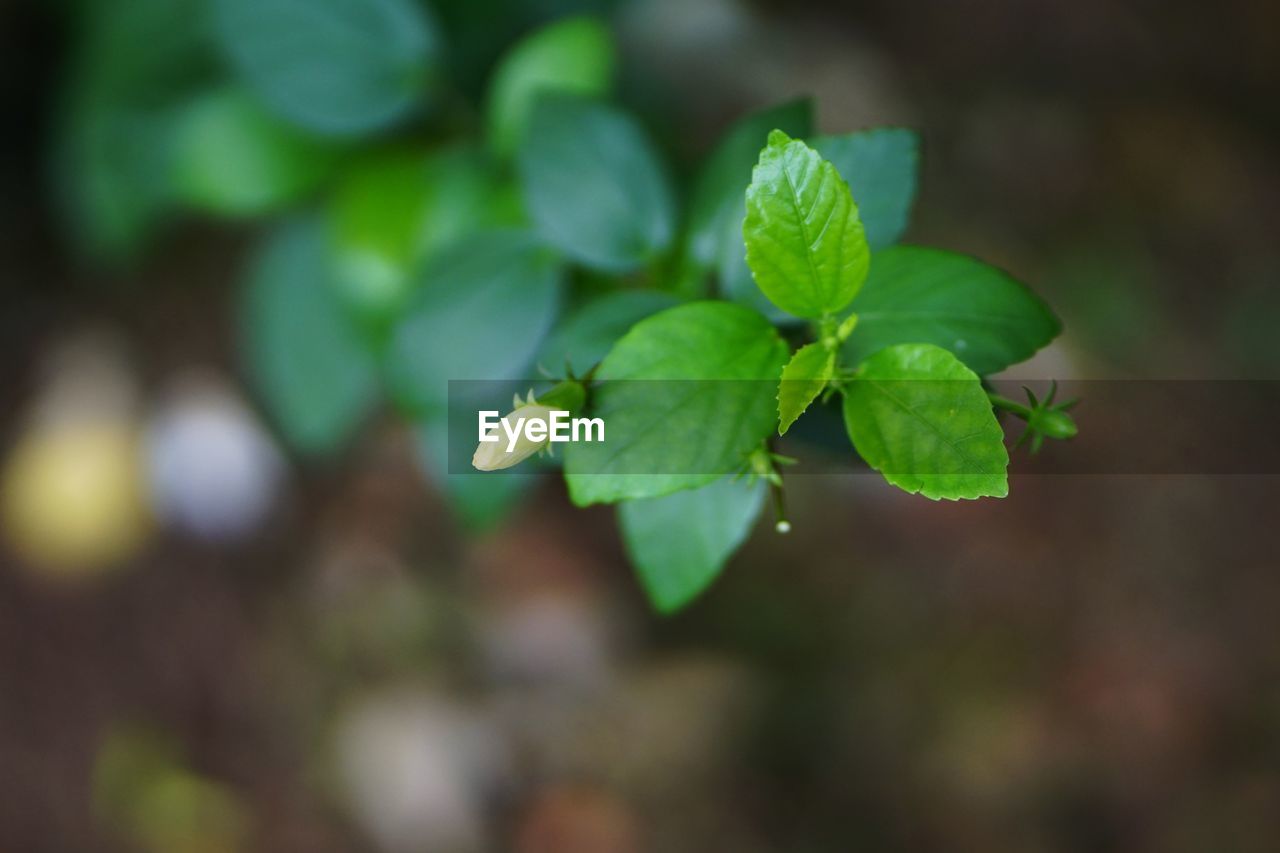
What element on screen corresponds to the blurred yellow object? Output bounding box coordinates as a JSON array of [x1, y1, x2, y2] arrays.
[[129, 770, 250, 853], [2, 421, 151, 575], [94, 723, 250, 853]]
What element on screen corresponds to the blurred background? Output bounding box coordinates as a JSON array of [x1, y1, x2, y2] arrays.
[[3, 0, 1280, 850]]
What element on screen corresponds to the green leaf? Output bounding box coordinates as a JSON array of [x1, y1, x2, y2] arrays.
[[619, 475, 765, 613], [686, 99, 814, 270], [56, 106, 178, 259], [841, 343, 1008, 500], [743, 130, 870, 318], [212, 0, 439, 136], [813, 128, 919, 250], [70, 0, 214, 103], [56, 0, 215, 258], [385, 230, 562, 415], [327, 149, 435, 329], [518, 94, 675, 272], [841, 246, 1062, 376], [778, 342, 835, 434], [241, 218, 379, 455], [486, 16, 616, 158], [564, 301, 787, 506], [536, 290, 681, 376], [326, 145, 521, 329], [410, 149, 526, 258], [171, 87, 341, 217]]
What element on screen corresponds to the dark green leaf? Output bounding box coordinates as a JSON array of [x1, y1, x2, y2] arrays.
[[241, 218, 379, 455], [213, 0, 440, 136], [536, 290, 681, 376], [842, 343, 1008, 500], [415, 419, 537, 531], [56, 0, 215, 257], [718, 218, 794, 323], [842, 246, 1061, 376], [686, 100, 813, 322], [57, 106, 177, 259], [686, 99, 814, 269], [564, 301, 787, 505], [71, 0, 214, 104], [518, 94, 675, 272], [813, 128, 919, 250], [619, 475, 765, 613], [385, 230, 562, 415]]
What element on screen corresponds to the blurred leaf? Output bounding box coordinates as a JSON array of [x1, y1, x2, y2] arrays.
[[841, 246, 1061, 376], [56, 107, 178, 259], [69, 0, 213, 103], [518, 94, 675, 272], [241, 218, 380, 455], [132, 772, 249, 853], [619, 475, 765, 613], [718, 215, 795, 323], [411, 147, 526, 259], [385, 230, 562, 415], [813, 128, 919, 250], [778, 342, 835, 434], [93, 724, 249, 853], [687, 98, 814, 269], [326, 144, 522, 333], [414, 418, 538, 530], [431, 0, 621, 93], [1222, 277, 1280, 375], [564, 301, 786, 505], [56, 0, 215, 258], [171, 87, 342, 217], [536, 289, 680, 376], [327, 148, 436, 330], [842, 343, 1008, 500], [692, 100, 813, 322], [743, 130, 870, 318], [1044, 244, 1158, 369], [486, 16, 616, 158], [93, 725, 182, 823], [212, 0, 440, 136]]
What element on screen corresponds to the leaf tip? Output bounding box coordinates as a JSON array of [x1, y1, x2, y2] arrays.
[[766, 128, 793, 148]]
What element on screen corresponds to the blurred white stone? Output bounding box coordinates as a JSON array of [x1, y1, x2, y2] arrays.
[[333, 689, 502, 853], [145, 371, 283, 542]]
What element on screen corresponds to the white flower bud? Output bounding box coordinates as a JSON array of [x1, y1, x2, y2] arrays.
[[472, 400, 557, 471]]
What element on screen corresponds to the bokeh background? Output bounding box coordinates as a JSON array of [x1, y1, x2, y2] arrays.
[[3, 0, 1280, 850]]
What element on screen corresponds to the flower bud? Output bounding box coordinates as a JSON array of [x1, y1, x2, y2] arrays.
[[1030, 408, 1078, 441], [472, 399, 557, 471]]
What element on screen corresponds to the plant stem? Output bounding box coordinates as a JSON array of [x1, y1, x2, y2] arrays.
[[770, 479, 791, 534], [987, 392, 1031, 419]]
